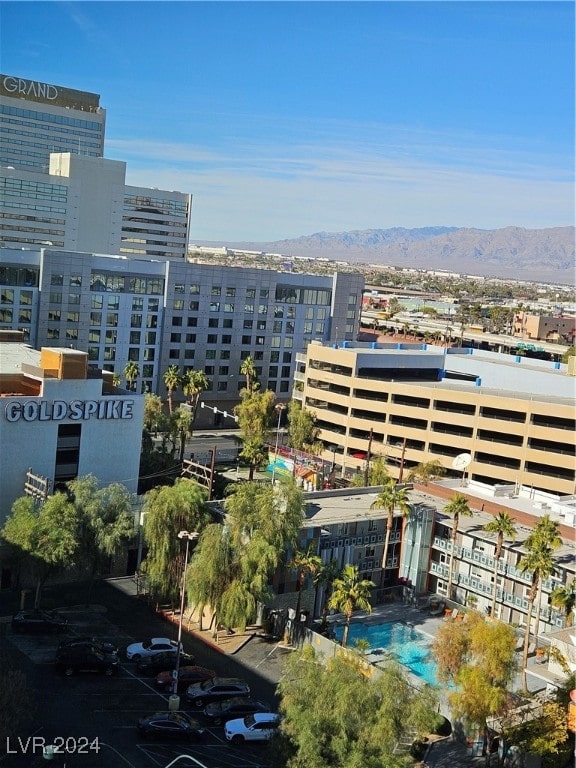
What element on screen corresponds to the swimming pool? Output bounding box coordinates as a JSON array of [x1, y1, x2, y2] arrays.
[[334, 620, 439, 685]]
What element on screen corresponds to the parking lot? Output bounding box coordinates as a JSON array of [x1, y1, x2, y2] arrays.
[[0, 580, 291, 768]]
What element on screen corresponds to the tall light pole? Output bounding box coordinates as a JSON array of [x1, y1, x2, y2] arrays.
[[171, 530, 199, 703], [271, 403, 286, 484]]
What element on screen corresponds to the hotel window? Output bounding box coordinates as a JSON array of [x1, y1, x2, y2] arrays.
[[281, 365, 291, 377], [187, 317, 197, 327], [186, 333, 196, 343], [244, 303, 254, 314], [146, 315, 158, 328], [270, 351, 280, 363], [145, 331, 156, 344], [305, 308, 314, 319], [243, 320, 253, 329], [283, 352, 292, 362], [220, 350, 230, 360], [68, 294, 81, 305], [207, 334, 218, 344], [128, 348, 139, 361], [274, 306, 284, 318], [348, 294, 356, 305], [184, 349, 194, 359], [246, 288, 256, 298], [260, 289, 269, 298], [256, 336, 265, 346], [316, 322, 325, 333], [273, 321, 282, 332], [219, 366, 229, 376], [269, 380, 277, 391], [143, 365, 154, 378], [258, 304, 268, 315], [89, 329, 101, 343], [317, 307, 327, 319], [189, 301, 199, 311], [104, 347, 116, 361], [208, 318, 219, 328], [108, 295, 119, 310], [189, 283, 200, 294], [346, 310, 355, 319], [286, 322, 295, 334], [242, 335, 251, 345], [148, 298, 159, 311], [240, 351, 251, 360], [271, 336, 281, 348], [221, 335, 232, 344], [284, 337, 293, 348], [146, 279, 163, 296], [91, 296, 103, 309], [49, 292, 62, 304], [257, 320, 266, 330], [205, 366, 215, 375], [211, 287, 221, 296], [132, 297, 143, 310], [169, 349, 179, 359], [217, 381, 228, 392], [170, 333, 181, 343], [304, 321, 313, 333], [224, 303, 234, 313], [223, 318, 233, 328], [88, 347, 99, 360], [0, 308, 13, 322], [106, 313, 118, 327], [69, 275, 82, 287], [226, 287, 236, 297], [206, 350, 216, 359], [90, 312, 101, 325], [67, 312, 79, 323], [346, 324, 355, 334], [254, 351, 263, 360], [129, 331, 141, 344], [48, 309, 61, 322], [19, 290, 32, 307], [1, 289, 14, 304], [174, 283, 185, 294], [172, 317, 183, 327], [51, 274, 64, 286], [173, 299, 184, 310], [131, 313, 142, 327], [143, 348, 155, 361], [210, 301, 220, 312], [66, 329, 78, 341], [47, 327, 59, 339], [269, 366, 278, 378]]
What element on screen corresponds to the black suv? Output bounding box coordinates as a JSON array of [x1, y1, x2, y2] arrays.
[[186, 677, 250, 707], [12, 610, 68, 634], [55, 645, 120, 676]]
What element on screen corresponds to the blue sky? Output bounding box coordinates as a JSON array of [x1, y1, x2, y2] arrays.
[[2, 1, 574, 241]]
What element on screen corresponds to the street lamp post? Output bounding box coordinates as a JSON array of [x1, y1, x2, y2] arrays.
[[271, 404, 286, 484], [171, 530, 199, 703]]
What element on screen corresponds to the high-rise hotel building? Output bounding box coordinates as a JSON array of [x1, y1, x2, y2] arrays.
[[0, 74, 191, 259]]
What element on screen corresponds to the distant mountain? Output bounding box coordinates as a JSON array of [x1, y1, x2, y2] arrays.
[[200, 226, 575, 284]]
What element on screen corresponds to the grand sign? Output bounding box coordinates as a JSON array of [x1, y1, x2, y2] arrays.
[[4, 399, 134, 423], [1, 74, 100, 111]]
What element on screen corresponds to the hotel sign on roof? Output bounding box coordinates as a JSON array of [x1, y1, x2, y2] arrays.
[[0, 74, 100, 111]]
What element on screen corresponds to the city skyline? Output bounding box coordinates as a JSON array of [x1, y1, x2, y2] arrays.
[[2, 0, 574, 242]]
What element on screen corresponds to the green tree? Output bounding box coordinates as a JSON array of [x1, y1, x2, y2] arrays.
[[240, 355, 259, 393], [1, 494, 79, 607], [286, 400, 318, 452], [188, 480, 304, 636], [483, 511, 517, 617], [329, 564, 374, 647], [406, 459, 446, 486], [433, 611, 517, 760], [181, 369, 208, 430], [112, 372, 121, 387], [235, 388, 275, 480], [444, 493, 473, 600], [313, 558, 342, 631], [141, 480, 209, 604], [288, 543, 322, 627], [370, 480, 411, 587], [560, 345, 575, 363], [173, 407, 194, 464], [276, 646, 440, 768], [348, 455, 390, 487], [518, 515, 562, 691], [68, 475, 134, 583], [123, 360, 140, 391], [163, 364, 181, 415], [550, 580, 576, 627], [143, 392, 163, 433]]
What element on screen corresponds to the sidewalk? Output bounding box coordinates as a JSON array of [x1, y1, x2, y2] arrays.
[[424, 737, 485, 767]]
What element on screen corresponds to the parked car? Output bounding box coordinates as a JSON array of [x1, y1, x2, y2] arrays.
[[156, 665, 215, 693], [55, 645, 119, 676], [186, 677, 250, 707], [126, 637, 182, 661], [224, 713, 281, 743], [11, 610, 68, 634], [136, 650, 194, 675], [203, 697, 270, 725], [58, 636, 118, 655], [137, 712, 206, 741]]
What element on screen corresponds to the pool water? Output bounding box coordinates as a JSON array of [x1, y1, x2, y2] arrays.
[[334, 620, 439, 685]]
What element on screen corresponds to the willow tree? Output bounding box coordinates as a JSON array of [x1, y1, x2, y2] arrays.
[[141, 480, 209, 604], [370, 480, 411, 587], [187, 479, 304, 636]]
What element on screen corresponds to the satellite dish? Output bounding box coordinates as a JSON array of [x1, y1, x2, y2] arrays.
[[452, 453, 472, 471]]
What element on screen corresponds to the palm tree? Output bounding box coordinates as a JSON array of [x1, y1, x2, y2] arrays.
[[370, 480, 411, 587], [518, 515, 562, 690], [550, 581, 576, 627], [112, 372, 121, 388], [181, 369, 208, 430], [240, 356, 258, 393], [483, 511, 517, 617], [444, 493, 473, 600], [123, 361, 140, 392], [328, 564, 374, 647], [163, 365, 181, 415], [288, 543, 322, 629], [314, 559, 342, 631], [406, 460, 446, 486]]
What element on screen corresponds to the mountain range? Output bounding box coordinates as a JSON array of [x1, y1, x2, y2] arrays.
[[202, 226, 575, 284]]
